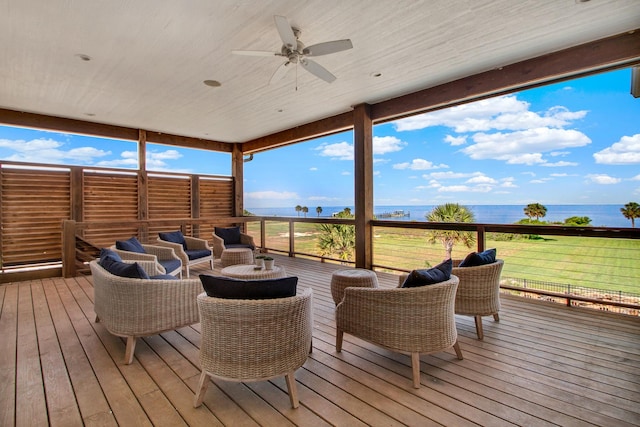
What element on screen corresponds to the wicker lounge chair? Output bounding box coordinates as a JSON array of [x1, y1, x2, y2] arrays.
[[90, 259, 201, 364], [336, 276, 462, 389], [399, 259, 504, 340], [156, 231, 214, 277], [194, 288, 313, 409], [110, 243, 182, 278], [211, 226, 256, 259]]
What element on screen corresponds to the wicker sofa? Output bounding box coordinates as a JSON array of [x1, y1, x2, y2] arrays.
[[336, 276, 462, 389], [194, 288, 313, 409], [90, 259, 201, 364]]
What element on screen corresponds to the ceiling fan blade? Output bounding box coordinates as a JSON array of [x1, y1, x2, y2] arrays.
[[300, 58, 336, 83], [269, 61, 293, 84], [303, 39, 353, 57], [274, 15, 297, 49], [232, 50, 280, 57]]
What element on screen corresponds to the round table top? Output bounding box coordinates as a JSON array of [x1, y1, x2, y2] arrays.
[[220, 264, 286, 280]]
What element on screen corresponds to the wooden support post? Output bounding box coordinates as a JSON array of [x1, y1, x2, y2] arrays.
[[353, 103, 373, 269], [61, 220, 77, 278]]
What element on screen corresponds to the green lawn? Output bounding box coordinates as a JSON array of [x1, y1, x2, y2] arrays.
[[247, 222, 640, 294]]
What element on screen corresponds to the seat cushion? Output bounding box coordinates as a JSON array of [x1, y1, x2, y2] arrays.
[[99, 256, 150, 279], [158, 258, 181, 274], [186, 249, 212, 260], [158, 230, 188, 251], [459, 248, 497, 267], [225, 243, 253, 250], [150, 274, 178, 280], [200, 275, 298, 299], [215, 226, 241, 245], [401, 258, 452, 288], [115, 236, 146, 253]]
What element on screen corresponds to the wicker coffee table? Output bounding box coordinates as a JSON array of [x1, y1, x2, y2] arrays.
[[220, 264, 286, 279], [331, 268, 379, 305]]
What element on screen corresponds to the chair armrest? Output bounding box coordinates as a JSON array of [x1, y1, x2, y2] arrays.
[[240, 233, 256, 249], [211, 233, 225, 258], [111, 246, 158, 263], [184, 236, 211, 250], [124, 259, 164, 277], [155, 238, 189, 265], [141, 244, 179, 261]]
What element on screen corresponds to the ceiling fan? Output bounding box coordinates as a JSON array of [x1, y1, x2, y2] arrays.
[[232, 15, 353, 85]]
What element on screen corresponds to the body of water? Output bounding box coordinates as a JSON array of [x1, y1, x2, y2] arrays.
[[245, 204, 633, 228]]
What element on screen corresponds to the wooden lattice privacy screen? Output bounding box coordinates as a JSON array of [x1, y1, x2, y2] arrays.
[[0, 163, 234, 270]]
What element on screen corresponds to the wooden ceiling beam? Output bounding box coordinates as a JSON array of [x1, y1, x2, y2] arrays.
[[0, 108, 231, 152], [241, 111, 354, 154], [371, 29, 640, 122]]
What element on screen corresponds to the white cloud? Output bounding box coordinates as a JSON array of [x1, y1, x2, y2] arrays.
[[444, 135, 467, 146], [425, 171, 483, 180], [462, 128, 590, 164], [0, 137, 111, 164], [436, 184, 492, 193], [393, 158, 448, 170], [586, 174, 621, 185], [501, 177, 518, 188], [631, 174, 640, 181], [315, 135, 406, 161], [393, 95, 587, 132], [309, 167, 318, 171], [341, 171, 351, 175], [540, 161, 578, 167], [466, 175, 497, 184], [246, 190, 299, 200], [316, 141, 353, 160], [373, 136, 406, 155], [593, 134, 640, 164]]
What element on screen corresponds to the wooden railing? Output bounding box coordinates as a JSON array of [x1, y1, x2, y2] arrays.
[[30, 215, 640, 315]]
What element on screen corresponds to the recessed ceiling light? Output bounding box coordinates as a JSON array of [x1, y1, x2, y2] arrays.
[[203, 80, 221, 87], [76, 54, 92, 61], [370, 72, 382, 78], [277, 109, 284, 113], [84, 113, 95, 117], [575, 0, 591, 3]]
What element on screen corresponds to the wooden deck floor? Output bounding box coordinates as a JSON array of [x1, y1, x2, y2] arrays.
[[1, 254, 639, 426]]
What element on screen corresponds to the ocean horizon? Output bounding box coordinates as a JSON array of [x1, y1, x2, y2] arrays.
[[245, 204, 634, 228]]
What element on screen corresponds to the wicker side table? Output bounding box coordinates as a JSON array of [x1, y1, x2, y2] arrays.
[[220, 248, 254, 267], [331, 268, 379, 305]]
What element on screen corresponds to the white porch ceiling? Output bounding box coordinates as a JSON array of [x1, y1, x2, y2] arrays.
[[1, 0, 639, 144]]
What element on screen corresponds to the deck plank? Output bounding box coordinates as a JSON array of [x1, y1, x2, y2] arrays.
[[1, 254, 639, 426]]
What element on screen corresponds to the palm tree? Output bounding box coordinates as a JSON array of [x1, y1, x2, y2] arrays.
[[302, 206, 309, 217], [295, 205, 302, 216], [425, 203, 476, 259], [316, 206, 323, 217], [524, 203, 547, 221], [318, 208, 355, 261], [620, 202, 640, 228]]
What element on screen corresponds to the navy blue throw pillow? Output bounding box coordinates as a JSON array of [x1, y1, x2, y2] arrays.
[[115, 236, 146, 254], [159, 230, 188, 251], [199, 275, 297, 299], [459, 248, 497, 267], [100, 256, 150, 279], [215, 226, 241, 245], [402, 258, 452, 288], [99, 247, 122, 263]]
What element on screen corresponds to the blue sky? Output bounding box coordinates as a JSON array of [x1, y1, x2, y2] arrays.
[[1, 68, 639, 208]]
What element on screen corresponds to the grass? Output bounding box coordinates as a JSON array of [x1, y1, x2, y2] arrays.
[[247, 221, 640, 294]]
